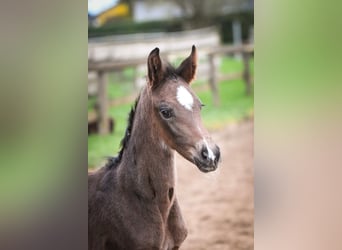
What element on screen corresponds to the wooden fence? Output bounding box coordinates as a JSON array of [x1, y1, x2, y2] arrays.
[[88, 44, 254, 134]]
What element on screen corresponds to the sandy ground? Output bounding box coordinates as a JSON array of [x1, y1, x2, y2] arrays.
[[175, 119, 254, 250]]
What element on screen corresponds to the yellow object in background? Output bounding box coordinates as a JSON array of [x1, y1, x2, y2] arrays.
[[96, 3, 129, 26]]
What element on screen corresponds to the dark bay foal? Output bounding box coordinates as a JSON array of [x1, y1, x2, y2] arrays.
[[88, 46, 220, 250]]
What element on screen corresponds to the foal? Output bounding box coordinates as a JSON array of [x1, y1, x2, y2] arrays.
[[88, 46, 220, 250]]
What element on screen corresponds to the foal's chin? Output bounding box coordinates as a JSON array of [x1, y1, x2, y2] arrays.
[[193, 158, 218, 173]]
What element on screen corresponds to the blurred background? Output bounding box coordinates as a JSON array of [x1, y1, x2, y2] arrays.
[[1, 1, 342, 249], [88, 0, 254, 166], [88, 0, 254, 249]]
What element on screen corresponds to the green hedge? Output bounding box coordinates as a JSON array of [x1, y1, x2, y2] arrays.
[[216, 12, 254, 43], [88, 12, 254, 44], [88, 19, 183, 38]]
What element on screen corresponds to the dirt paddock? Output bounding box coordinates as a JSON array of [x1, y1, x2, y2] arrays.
[[176, 119, 254, 250]]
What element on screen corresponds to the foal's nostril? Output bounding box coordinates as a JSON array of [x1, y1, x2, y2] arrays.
[[201, 148, 208, 160], [215, 147, 221, 163]]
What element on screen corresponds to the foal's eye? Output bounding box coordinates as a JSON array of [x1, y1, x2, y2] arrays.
[[160, 109, 173, 119]]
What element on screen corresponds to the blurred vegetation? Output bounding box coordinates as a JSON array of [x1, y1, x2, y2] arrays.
[[88, 12, 253, 44], [88, 57, 254, 167], [88, 19, 183, 37]]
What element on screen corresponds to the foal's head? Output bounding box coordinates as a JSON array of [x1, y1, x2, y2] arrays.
[[146, 46, 220, 172]]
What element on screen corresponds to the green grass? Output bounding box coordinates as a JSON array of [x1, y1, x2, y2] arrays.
[[198, 79, 253, 130], [88, 57, 254, 168], [88, 103, 132, 168]]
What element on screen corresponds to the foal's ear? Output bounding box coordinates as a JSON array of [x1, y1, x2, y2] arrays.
[[176, 45, 197, 84], [147, 47, 164, 88]]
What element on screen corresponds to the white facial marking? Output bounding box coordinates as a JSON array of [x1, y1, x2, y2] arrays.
[[176, 86, 193, 111], [203, 139, 216, 161]]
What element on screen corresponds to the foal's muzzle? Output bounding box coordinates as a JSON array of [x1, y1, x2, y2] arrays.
[[194, 144, 220, 173]]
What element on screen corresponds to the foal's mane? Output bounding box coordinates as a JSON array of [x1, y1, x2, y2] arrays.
[[106, 94, 140, 169]]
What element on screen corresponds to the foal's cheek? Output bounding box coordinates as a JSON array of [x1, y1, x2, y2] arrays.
[[166, 122, 188, 147], [154, 116, 174, 140]]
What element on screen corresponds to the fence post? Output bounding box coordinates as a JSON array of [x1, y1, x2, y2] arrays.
[[97, 70, 109, 134], [242, 51, 252, 95], [233, 19, 243, 60], [208, 53, 220, 106]]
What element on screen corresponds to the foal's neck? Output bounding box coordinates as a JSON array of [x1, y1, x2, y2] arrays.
[[120, 88, 176, 202]]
